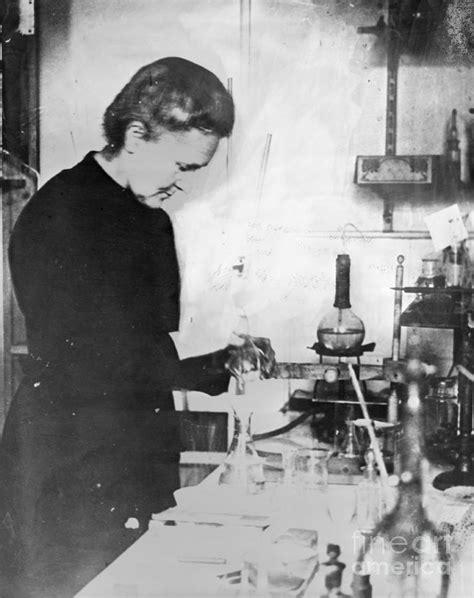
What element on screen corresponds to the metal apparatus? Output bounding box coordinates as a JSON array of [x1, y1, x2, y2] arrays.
[[218, 252, 472, 492], [254, 256, 406, 449]]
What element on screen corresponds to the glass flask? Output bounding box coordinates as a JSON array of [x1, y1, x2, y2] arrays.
[[317, 254, 365, 354], [227, 309, 263, 395], [218, 408, 265, 494], [220, 307, 265, 493]]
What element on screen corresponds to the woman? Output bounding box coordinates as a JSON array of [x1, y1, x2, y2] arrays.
[[0, 57, 271, 598]]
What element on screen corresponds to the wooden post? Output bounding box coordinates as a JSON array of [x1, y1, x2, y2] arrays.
[[1, 37, 5, 431], [357, 3, 403, 232]]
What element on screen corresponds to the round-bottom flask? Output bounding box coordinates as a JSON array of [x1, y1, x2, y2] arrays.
[[317, 254, 365, 354]]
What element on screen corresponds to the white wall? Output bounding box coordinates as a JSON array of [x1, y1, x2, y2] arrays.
[[38, 0, 473, 418]]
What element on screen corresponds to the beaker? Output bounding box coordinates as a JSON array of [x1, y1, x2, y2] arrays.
[[291, 447, 329, 492]]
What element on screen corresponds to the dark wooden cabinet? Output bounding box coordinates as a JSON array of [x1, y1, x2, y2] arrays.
[[1, 151, 37, 428], [1, 22, 39, 431]]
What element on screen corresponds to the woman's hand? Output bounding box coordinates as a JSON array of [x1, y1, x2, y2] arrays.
[[247, 336, 276, 378], [225, 335, 276, 381]]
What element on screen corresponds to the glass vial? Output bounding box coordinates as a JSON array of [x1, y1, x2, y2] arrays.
[[356, 449, 383, 536]]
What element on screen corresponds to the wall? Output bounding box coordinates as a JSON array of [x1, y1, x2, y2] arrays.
[[37, 0, 473, 423]]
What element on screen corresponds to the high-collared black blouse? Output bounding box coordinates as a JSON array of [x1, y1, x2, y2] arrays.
[[9, 152, 229, 402]]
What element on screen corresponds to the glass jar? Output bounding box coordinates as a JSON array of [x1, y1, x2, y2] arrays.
[[424, 378, 458, 446], [442, 241, 469, 288]]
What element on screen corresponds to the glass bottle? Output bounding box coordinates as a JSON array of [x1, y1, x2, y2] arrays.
[[446, 108, 461, 185], [341, 420, 360, 458], [356, 449, 383, 536], [317, 254, 365, 354], [321, 543, 346, 597], [442, 240, 471, 288], [351, 563, 373, 598], [227, 309, 263, 395], [468, 118, 474, 183], [353, 363, 451, 598]]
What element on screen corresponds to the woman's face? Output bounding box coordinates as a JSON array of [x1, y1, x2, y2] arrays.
[[124, 127, 220, 208]]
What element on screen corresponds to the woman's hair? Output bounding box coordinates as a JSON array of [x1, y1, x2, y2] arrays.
[[103, 57, 234, 152]]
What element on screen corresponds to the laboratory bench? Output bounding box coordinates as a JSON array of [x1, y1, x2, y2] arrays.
[[75, 451, 474, 598]]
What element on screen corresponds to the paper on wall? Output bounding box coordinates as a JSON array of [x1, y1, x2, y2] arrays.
[[424, 204, 469, 251]]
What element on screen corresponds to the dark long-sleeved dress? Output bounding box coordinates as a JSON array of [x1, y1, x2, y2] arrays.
[[0, 153, 230, 597]]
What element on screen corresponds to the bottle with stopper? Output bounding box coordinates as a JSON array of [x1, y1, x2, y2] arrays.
[[317, 254, 365, 354], [352, 361, 450, 597], [321, 544, 349, 598], [446, 108, 461, 188]]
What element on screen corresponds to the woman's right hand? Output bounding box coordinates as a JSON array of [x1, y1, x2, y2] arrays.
[[225, 335, 276, 381]]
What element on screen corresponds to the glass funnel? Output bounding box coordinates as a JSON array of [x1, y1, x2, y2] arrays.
[[317, 254, 365, 353]]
